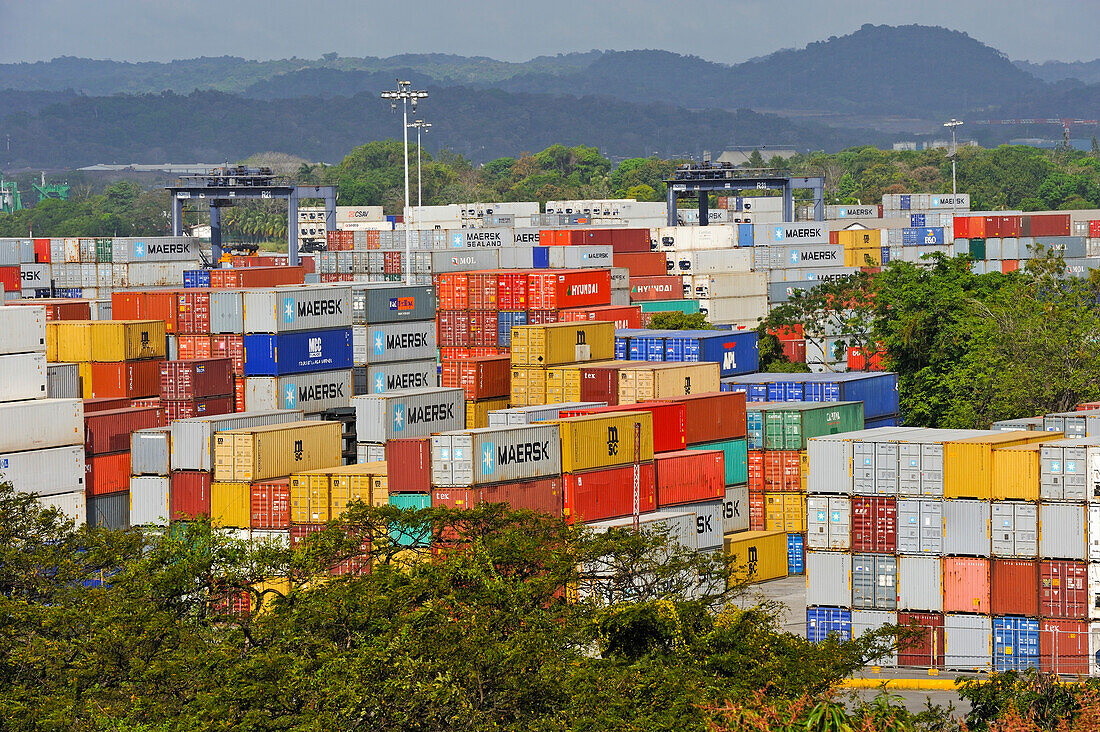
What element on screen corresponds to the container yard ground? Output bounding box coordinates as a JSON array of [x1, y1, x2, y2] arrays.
[[738, 575, 975, 715]]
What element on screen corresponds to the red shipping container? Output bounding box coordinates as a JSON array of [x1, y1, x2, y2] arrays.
[[289, 523, 370, 575], [85, 452, 130, 496], [210, 266, 304, 288], [178, 335, 213, 360], [496, 272, 528, 310], [385, 438, 431, 494], [559, 305, 642, 330], [171, 470, 211, 520], [969, 216, 986, 239], [897, 612, 945, 667], [1027, 213, 1071, 237], [1090, 220, 1100, 238], [111, 292, 142, 321], [527, 309, 558, 325], [441, 355, 510, 400], [768, 324, 804, 340], [610, 228, 651, 253], [83, 397, 132, 413], [657, 392, 747, 444], [469, 310, 499, 347], [0, 266, 20, 292], [528, 269, 611, 310], [654, 449, 724, 507], [6, 299, 91, 320], [87, 359, 163, 399], [1000, 215, 1022, 238], [563, 462, 656, 523], [130, 397, 160, 410], [613, 252, 667, 277], [85, 406, 162, 455], [162, 395, 234, 422], [747, 451, 764, 492], [1001, 260, 1019, 274], [1041, 560, 1087, 619], [1077, 401, 1100, 412], [143, 290, 180, 333], [467, 272, 499, 310], [289, 523, 325, 547], [234, 376, 246, 412], [251, 478, 291, 529], [160, 358, 234, 400], [560, 401, 686, 453], [847, 347, 886, 372], [851, 496, 897, 554], [782, 340, 807, 363], [953, 216, 970, 239], [432, 476, 564, 515], [34, 238, 50, 263], [984, 216, 1001, 239], [578, 363, 634, 406], [1040, 619, 1088, 675], [538, 230, 555, 247], [211, 334, 245, 375], [764, 451, 803, 492], [749, 489, 765, 531], [629, 276, 682, 301], [177, 291, 211, 334], [991, 559, 1040, 617]]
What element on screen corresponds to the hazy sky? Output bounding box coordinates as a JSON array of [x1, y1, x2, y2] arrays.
[[1, 0, 1095, 65]]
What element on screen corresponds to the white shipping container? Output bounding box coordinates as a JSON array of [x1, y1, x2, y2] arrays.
[[170, 410, 302, 472], [431, 249, 500, 273], [807, 495, 851, 549], [111, 237, 197, 263], [431, 424, 562, 487], [242, 286, 353, 334], [486, 402, 606, 427], [806, 549, 851, 606], [0, 398, 82, 453], [656, 226, 737, 252], [755, 222, 828, 246], [131, 427, 171, 476], [0, 445, 84, 497], [353, 387, 465, 443], [0, 305, 46, 354], [353, 320, 436, 365], [356, 441, 385, 464], [690, 271, 767, 299], [698, 296, 768, 325], [20, 263, 49, 289], [210, 291, 244, 333], [36, 490, 87, 527], [661, 499, 723, 550], [586, 510, 697, 551], [365, 359, 438, 393], [0, 352, 47, 401], [125, 261, 198, 287], [130, 475, 171, 525], [245, 369, 353, 414]]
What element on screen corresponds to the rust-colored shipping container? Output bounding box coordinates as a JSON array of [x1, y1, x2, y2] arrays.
[[991, 559, 1040, 616], [559, 401, 686, 453], [432, 476, 564, 516], [177, 291, 211, 334], [1040, 560, 1088, 620], [1024, 213, 1071, 237], [851, 496, 897, 554], [234, 376, 246, 412], [610, 228, 651, 253], [112, 290, 181, 333], [211, 334, 245, 375], [1040, 619, 1088, 675], [943, 557, 990, 613], [468, 310, 499, 347], [441, 355, 510, 401], [251, 478, 291, 529], [558, 305, 642, 330], [654, 449, 724, 507], [85, 406, 162, 455], [86, 359, 163, 399], [209, 266, 304, 288], [178, 335, 213, 360], [163, 395, 234, 422], [748, 451, 764, 492], [628, 275, 682, 301], [613, 252, 667, 277], [85, 452, 130, 496], [763, 450, 803, 493], [563, 462, 656, 523], [83, 397, 132, 413], [527, 309, 558, 325], [749, 488, 765, 531], [657, 391, 747, 444], [130, 397, 160, 410], [578, 362, 641, 406], [171, 470, 211, 520], [6, 299, 91, 320], [160, 358, 234, 400], [897, 611, 945, 667], [467, 272, 499, 310], [385, 438, 432, 494], [437, 310, 470, 348]]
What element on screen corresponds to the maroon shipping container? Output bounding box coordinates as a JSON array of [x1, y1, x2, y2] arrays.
[[1040, 619, 1089, 675], [469, 310, 499, 347], [1000, 215, 1022, 238], [564, 462, 657, 523], [579, 363, 635, 406], [432, 476, 564, 516], [850, 497, 897, 554], [289, 523, 325, 547], [1040, 560, 1087, 620], [897, 612, 945, 667], [162, 395, 234, 422], [1023, 213, 1071, 237], [85, 406, 162, 456], [83, 397, 133, 413], [527, 309, 558, 325], [171, 470, 211, 520], [441, 355, 510, 400], [85, 452, 130, 496], [160, 358, 234, 400], [654, 450, 724, 507], [6, 299, 91, 320], [610, 228, 651, 253], [437, 310, 470, 348], [251, 478, 291, 530], [613, 252, 668, 277], [629, 276, 683, 301], [657, 392, 747, 444], [210, 334, 245, 375], [209, 266, 304, 288], [559, 401, 686, 453], [558, 305, 642, 330], [991, 559, 1040, 617], [385, 438, 431, 494]]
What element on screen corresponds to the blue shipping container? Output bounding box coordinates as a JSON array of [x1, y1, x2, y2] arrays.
[[910, 213, 926, 228], [767, 381, 804, 402], [243, 327, 353, 376], [183, 269, 210, 288], [615, 337, 628, 360], [802, 372, 899, 420], [807, 607, 852, 642], [865, 414, 900, 428], [993, 616, 1040, 672], [532, 247, 550, 268], [497, 311, 527, 347], [787, 533, 805, 575], [881, 247, 890, 264], [746, 409, 764, 450], [738, 223, 754, 246], [663, 330, 759, 377], [900, 194, 911, 211], [902, 227, 945, 246]]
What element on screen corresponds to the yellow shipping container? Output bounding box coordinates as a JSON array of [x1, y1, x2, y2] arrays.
[[52, 321, 93, 362], [553, 411, 655, 473], [78, 362, 93, 399], [837, 229, 882, 248], [945, 430, 1060, 500], [764, 492, 806, 533], [211, 482, 252, 528], [45, 321, 59, 362], [50, 320, 166, 362], [466, 397, 510, 428], [291, 462, 389, 523], [617, 362, 720, 405], [799, 451, 809, 492], [724, 530, 788, 583], [216, 421, 342, 482], [510, 366, 546, 407], [510, 322, 615, 367], [844, 247, 881, 268], [991, 443, 1045, 501]]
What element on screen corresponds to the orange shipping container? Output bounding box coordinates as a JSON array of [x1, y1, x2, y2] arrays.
[[86, 452, 131, 496], [86, 359, 163, 399], [943, 557, 990, 614], [990, 559, 1040, 617]]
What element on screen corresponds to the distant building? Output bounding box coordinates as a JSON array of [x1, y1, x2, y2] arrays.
[[716, 148, 798, 166], [189, 224, 211, 239]]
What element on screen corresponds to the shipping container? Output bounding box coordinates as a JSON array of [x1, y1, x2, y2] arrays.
[[559, 401, 685, 453], [749, 401, 865, 451], [724, 530, 788, 583], [992, 443, 1043, 501], [992, 501, 1038, 558], [946, 613, 993, 669], [764, 492, 805, 532], [807, 607, 852, 642], [86, 452, 130, 496], [898, 555, 943, 612], [585, 510, 696, 555], [654, 450, 724, 507], [1041, 619, 1089, 674], [352, 284, 435, 324], [353, 320, 436, 365], [656, 391, 746, 444], [688, 438, 747, 486], [87, 491, 129, 530], [896, 498, 943, 554], [553, 411, 654, 473], [441, 356, 510, 400], [384, 438, 431, 494], [244, 369, 352, 414], [0, 398, 82, 453], [46, 362, 81, 398], [0, 305, 46, 355], [52, 320, 166, 362], [241, 286, 352, 334], [160, 358, 233, 400], [129, 475, 170, 525], [1040, 439, 1091, 501], [0, 444, 84, 496], [1041, 560, 1088, 620], [363, 359, 437, 394], [510, 322, 616, 367], [84, 359, 161, 399], [431, 476, 564, 516], [430, 424, 562, 487], [0, 352, 46, 401], [943, 557, 991, 613], [243, 327, 353, 376], [1040, 502, 1087, 560], [619, 362, 721, 405], [897, 611, 945, 667], [210, 482, 251, 528], [807, 550, 851, 607], [352, 388, 465, 443], [851, 497, 897, 554], [852, 553, 897, 610], [85, 407, 161, 455], [214, 421, 342, 482], [807, 495, 851, 550], [991, 559, 1040, 616], [944, 431, 1054, 500], [465, 396, 510, 429], [944, 499, 992, 556], [131, 427, 170, 476], [564, 462, 656, 523], [721, 484, 749, 534], [852, 610, 898, 666]]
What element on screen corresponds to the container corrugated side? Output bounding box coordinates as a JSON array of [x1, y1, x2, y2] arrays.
[[131, 427, 171, 476], [353, 320, 436, 364], [723, 530, 788, 583], [244, 369, 352, 414], [554, 411, 655, 473], [170, 410, 303, 472], [0, 352, 47, 401], [897, 555, 943, 612], [721, 484, 749, 533], [214, 421, 342, 482], [432, 424, 562, 487], [46, 362, 81, 398], [211, 482, 252, 528], [366, 359, 438, 393], [944, 431, 1056, 500], [661, 499, 722, 549], [586, 510, 697, 551], [511, 322, 616, 367], [129, 475, 170, 525], [0, 305, 46, 354], [352, 388, 465, 443], [0, 398, 82, 453], [87, 492, 129, 530], [36, 490, 86, 527], [242, 286, 352, 334], [356, 284, 436, 323], [0, 445, 85, 496], [806, 549, 851, 607], [618, 362, 720, 405]]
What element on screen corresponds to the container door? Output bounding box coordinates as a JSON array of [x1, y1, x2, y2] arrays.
[[829, 496, 851, 550], [875, 555, 898, 610], [1040, 445, 1062, 500], [898, 443, 921, 496], [784, 412, 802, 451], [875, 442, 899, 495], [1090, 505, 1100, 561], [921, 444, 944, 497], [852, 441, 875, 494], [897, 499, 919, 554], [1064, 446, 1087, 501], [1016, 503, 1039, 558], [992, 503, 1016, 556], [851, 554, 874, 609], [921, 499, 944, 554]]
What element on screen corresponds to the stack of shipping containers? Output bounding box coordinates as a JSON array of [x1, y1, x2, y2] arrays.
[[351, 284, 438, 398]]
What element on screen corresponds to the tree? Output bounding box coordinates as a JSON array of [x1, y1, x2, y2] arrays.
[[647, 311, 712, 330], [745, 149, 765, 168]]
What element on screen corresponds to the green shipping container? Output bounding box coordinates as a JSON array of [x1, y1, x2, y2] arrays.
[[638, 299, 700, 315], [688, 437, 747, 485], [389, 493, 431, 547], [968, 238, 986, 261], [95, 238, 113, 263], [757, 401, 864, 451]]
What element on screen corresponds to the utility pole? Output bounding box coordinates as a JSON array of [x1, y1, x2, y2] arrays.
[[381, 80, 428, 285], [944, 119, 963, 196]]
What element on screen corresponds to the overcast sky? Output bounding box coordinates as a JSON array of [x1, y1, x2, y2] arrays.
[[0, 0, 1095, 65]]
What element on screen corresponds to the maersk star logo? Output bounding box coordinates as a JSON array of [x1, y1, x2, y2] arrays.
[[373, 330, 384, 354], [773, 226, 784, 241], [134, 241, 146, 257], [482, 443, 496, 473], [285, 383, 297, 408], [790, 250, 799, 264], [374, 374, 385, 393], [283, 297, 296, 322], [451, 232, 463, 248], [393, 404, 405, 431]]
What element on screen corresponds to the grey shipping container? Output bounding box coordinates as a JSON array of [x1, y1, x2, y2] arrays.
[[721, 484, 749, 534], [945, 614, 992, 671], [431, 249, 499, 273], [1039, 502, 1086, 560], [0, 353, 47, 400], [1042, 411, 1100, 439], [0, 305, 46, 354], [666, 499, 723, 550], [46, 363, 81, 399], [356, 442, 385, 464], [431, 424, 562, 487], [170, 410, 302, 472], [353, 387, 465, 443], [851, 610, 898, 666], [20, 263, 49, 290], [852, 553, 897, 610], [806, 428, 918, 495], [353, 320, 436, 365], [36, 490, 86, 527], [1090, 506, 1100, 561], [897, 555, 943, 612], [112, 236, 196, 262], [896, 498, 943, 554], [209, 290, 244, 333], [806, 495, 851, 549], [992, 417, 1044, 432], [244, 369, 353, 414], [242, 286, 352, 334], [87, 491, 129, 530], [487, 402, 607, 427], [131, 427, 171, 476], [365, 359, 438, 394], [129, 475, 171, 525], [1040, 439, 1094, 501], [0, 445, 84, 496], [991, 501, 1038, 558], [806, 550, 851, 607], [353, 284, 436, 324], [944, 499, 991, 556]]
